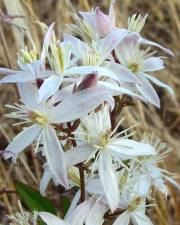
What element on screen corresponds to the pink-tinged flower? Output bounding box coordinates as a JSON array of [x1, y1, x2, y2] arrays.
[[0, 23, 55, 85], [63, 33, 144, 100], [79, 0, 116, 37], [4, 82, 114, 189], [79, 2, 174, 56]]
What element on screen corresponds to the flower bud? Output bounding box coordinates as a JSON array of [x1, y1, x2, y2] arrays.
[[76, 73, 98, 91]]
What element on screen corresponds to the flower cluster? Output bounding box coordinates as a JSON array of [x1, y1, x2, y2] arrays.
[[1, 1, 178, 225]]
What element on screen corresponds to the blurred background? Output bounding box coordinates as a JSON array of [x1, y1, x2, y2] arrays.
[[0, 0, 179, 224]]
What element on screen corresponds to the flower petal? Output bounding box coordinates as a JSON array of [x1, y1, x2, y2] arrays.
[[99, 29, 128, 64], [65, 144, 95, 167], [66, 66, 119, 81], [39, 165, 53, 196], [0, 73, 34, 84], [4, 125, 42, 160], [38, 75, 62, 102], [42, 126, 68, 188], [49, 87, 113, 123], [39, 212, 67, 225], [104, 62, 140, 83], [41, 23, 55, 67], [66, 198, 94, 225], [112, 211, 131, 225], [142, 73, 174, 96], [86, 198, 108, 225], [18, 82, 39, 109], [131, 210, 154, 225], [136, 75, 160, 107], [0, 67, 17, 75], [109, 139, 156, 158], [98, 151, 120, 212], [143, 57, 164, 72], [139, 37, 174, 57], [64, 34, 88, 59]]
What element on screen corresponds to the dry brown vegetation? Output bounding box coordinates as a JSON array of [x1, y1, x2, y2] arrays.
[[0, 0, 179, 224]]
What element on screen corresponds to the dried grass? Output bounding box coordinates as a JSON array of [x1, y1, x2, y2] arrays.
[[0, 0, 179, 224]]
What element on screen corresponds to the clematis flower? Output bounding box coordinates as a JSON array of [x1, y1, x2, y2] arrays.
[[7, 201, 38, 225], [79, 0, 116, 37], [79, 2, 174, 56], [112, 192, 154, 225], [39, 195, 107, 225], [65, 104, 156, 211], [63, 33, 145, 100], [4, 82, 114, 188], [134, 135, 180, 196], [114, 43, 174, 107], [0, 23, 55, 85], [38, 27, 137, 102]]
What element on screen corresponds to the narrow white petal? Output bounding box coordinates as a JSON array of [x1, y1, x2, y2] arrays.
[[39, 212, 67, 225], [42, 126, 68, 188], [143, 57, 164, 72], [38, 75, 62, 102], [41, 23, 55, 65], [98, 151, 120, 212], [0, 73, 34, 84], [99, 29, 128, 64], [139, 37, 174, 57], [86, 199, 108, 225], [0, 67, 17, 75], [49, 87, 113, 123], [109, 139, 156, 158], [4, 125, 41, 159], [112, 211, 131, 225], [86, 178, 104, 196], [65, 144, 95, 167], [136, 76, 160, 107], [131, 210, 154, 225], [64, 190, 80, 220], [104, 62, 140, 83], [18, 82, 39, 109], [66, 198, 94, 225], [39, 167, 53, 196], [66, 66, 119, 81], [99, 80, 141, 99], [142, 73, 174, 96], [64, 34, 88, 59]]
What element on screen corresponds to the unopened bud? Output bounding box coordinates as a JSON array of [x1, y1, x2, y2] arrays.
[[76, 73, 98, 92]]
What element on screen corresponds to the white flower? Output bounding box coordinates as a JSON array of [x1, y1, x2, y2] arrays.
[[134, 135, 180, 196], [8, 201, 38, 225], [0, 23, 55, 85], [115, 42, 174, 107], [39, 195, 106, 225], [4, 82, 113, 188], [79, 3, 174, 56], [112, 194, 154, 225], [65, 105, 156, 211]]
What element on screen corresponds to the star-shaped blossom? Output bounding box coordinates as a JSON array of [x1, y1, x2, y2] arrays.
[[65, 105, 156, 211], [4, 82, 113, 188]]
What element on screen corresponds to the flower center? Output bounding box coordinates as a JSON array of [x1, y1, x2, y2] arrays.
[[128, 197, 142, 212], [29, 111, 48, 126], [128, 62, 139, 73], [83, 48, 100, 66], [98, 131, 110, 149], [18, 47, 38, 64]]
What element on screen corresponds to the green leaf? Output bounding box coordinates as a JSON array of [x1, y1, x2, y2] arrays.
[[15, 181, 56, 215], [61, 195, 70, 217]]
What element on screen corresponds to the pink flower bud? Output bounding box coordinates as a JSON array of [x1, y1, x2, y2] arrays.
[[95, 7, 115, 37], [76, 73, 98, 91]]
